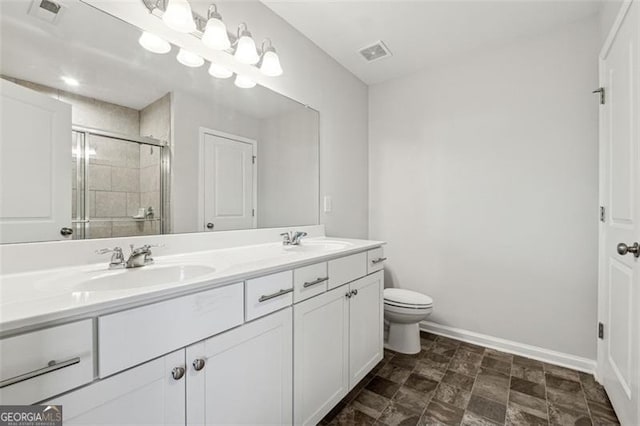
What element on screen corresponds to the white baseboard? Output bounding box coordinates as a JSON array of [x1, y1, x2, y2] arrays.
[[420, 321, 597, 374]]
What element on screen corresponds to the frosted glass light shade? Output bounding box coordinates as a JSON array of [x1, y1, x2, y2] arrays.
[[176, 48, 204, 67], [208, 63, 233, 79], [234, 35, 259, 65], [202, 17, 231, 50], [162, 0, 196, 33], [138, 32, 171, 54], [260, 49, 283, 77], [234, 75, 256, 89]]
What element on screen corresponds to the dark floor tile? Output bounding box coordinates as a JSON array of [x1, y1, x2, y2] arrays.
[[546, 387, 588, 413], [472, 367, 510, 404], [578, 373, 610, 405], [461, 411, 502, 426], [378, 401, 423, 426], [424, 350, 454, 368], [442, 370, 476, 392], [510, 376, 546, 400], [420, 331, 438, 342], [367, 376, 402, 399], [373, 358, 390, 375], [513, 356, 543, 370], [433, 382, 471, 410], [378, 362, 414, 384], [353, 388, 391, 418], [459, 342, 486, 355], [511, 364, 545, 385], [545, 373, 582, 393], [506, 403, 548, 426], [392, 354, 421, 370], [481, 356, 511, 375], [484, 348, 513, 364], [449, 350, 483, 376], [419, 399, 465, 426], [414, 360, 447, 382], [547, 403, 592, 426], [467, 394, 507, 424], [587, 400, 619, 425], [543, 363, 580, 382], [321, 401, 346, 424], [392, 385, 432, 413], [404, 373, 439, 395], [433, 341, 460, 358], [329, 403, 378, 426], [436, 336, 462, 347], [509, 390, 548, 420]]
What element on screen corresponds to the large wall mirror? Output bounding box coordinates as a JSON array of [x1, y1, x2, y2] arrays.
[[0, 0, 319, 244]]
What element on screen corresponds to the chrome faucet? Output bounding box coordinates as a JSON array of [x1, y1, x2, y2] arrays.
[[280, 231, 308, 246], [97, 244, 161, 269]]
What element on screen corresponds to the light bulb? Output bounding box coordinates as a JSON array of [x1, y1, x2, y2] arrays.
[[234, 75, 256, 89], [202, 16, 231, 50], [61, 76, 79, 86], [234, 32, 259, 65], [138, 32, 171, 54], [208, 63, 233, 79], [177, 48, 204, 67], [162, 0, 196, 33], [260, 48, 283, 77]]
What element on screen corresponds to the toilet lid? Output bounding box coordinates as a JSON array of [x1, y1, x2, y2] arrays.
[[384, 288, 433, 307]]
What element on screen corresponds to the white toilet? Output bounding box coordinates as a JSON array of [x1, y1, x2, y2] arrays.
[[383, 288, 434, 354]]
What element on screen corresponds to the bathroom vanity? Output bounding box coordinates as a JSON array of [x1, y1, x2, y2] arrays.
[[0, 228, 385, 425]]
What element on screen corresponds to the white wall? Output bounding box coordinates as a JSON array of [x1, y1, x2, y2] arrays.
[[599, 1, 625, 44], [369, 18, 600, 359]]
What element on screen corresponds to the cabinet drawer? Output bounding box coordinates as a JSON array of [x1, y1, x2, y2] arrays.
[[0, 319, 94, 404], [98, 283, 243, 378], [245, 271, 293, 321], [293, 262, 328, 303], [328, 252, 367, 290], [367, 247, 386, 274]]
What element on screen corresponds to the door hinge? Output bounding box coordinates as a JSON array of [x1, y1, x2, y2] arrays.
[[593, 87, 605, 105], [252, 155, 256, 164], [598, 322, 604, 339], [252, 209, 255, 217], [600, 206, 606, 222]]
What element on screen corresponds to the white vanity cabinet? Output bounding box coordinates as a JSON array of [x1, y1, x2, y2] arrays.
[[186, 307, 293, 425], [294, 269, 384, 426], [47, 349, 185, 425]]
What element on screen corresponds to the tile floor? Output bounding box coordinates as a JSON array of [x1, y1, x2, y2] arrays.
[[321, 332, 619, 426]]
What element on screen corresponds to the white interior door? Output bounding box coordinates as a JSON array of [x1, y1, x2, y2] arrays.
[[598, 2, 639, 425], [201, 130, 255, 231], [0, 79, 72, 243]]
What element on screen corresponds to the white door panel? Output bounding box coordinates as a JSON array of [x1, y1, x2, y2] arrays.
[[0, 79, 72, 243]]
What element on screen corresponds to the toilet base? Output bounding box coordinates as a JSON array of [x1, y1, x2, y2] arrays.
[[384, 321, 421, 354]]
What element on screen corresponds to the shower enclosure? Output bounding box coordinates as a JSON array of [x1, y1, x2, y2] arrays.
[[71, 126, 169, 239]]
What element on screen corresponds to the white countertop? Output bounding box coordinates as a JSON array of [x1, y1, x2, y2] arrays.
[[0, 237, 383, 335]]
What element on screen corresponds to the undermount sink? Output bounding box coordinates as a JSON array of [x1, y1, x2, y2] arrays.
[[283, 240, 353, 252], [73, 264, 216, 292]]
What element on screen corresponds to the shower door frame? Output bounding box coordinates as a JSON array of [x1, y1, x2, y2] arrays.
[[71, 125, 170, 239]]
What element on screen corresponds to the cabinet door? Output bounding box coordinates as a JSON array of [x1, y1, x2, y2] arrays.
[[46, 350, 185, 425], [187, 307, 292, 426], [349, 271, 384, 388], [294, 285, 350, 426]]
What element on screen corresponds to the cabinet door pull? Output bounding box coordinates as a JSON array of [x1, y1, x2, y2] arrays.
[[192, 358, 206, 371], [303, 277, 329, 288], [258, 288, 293, 302], [371, 257, 387, 264], [0, 357, 81, 388], [171, 366, 185, 380], [351, 289, 358, 296]]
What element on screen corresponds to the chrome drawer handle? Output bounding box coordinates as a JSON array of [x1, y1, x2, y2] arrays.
[[303, 277, 329, 288], [0, 357, 81, 388], [258, 288, 293, 302], [371, 257, 387, 264]]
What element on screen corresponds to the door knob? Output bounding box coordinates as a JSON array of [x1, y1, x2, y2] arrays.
[[617, 242, 640, 258], [206, 223, 214, 230], [192, 358, 206, 371], [171, 366, 185, 380], [60, 227, 73, 236]]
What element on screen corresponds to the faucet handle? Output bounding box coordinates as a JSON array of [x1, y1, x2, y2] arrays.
[[96, 247, 122, 255]]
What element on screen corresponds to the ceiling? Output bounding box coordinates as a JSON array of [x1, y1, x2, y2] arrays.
[[262, 0, 603, 85]]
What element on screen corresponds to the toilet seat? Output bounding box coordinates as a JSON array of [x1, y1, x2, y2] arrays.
[[384, 288, 433, 309]]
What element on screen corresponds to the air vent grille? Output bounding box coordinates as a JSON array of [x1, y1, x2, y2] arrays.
[[28, 0, 63, 24], [359, 41, 392, 62]]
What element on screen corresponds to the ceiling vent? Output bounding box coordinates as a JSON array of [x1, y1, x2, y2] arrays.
[[358, 41, 392, 62], [28, 0, 63, 24]]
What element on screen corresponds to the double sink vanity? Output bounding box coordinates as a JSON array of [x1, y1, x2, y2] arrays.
[[0, 227, 386, 425]]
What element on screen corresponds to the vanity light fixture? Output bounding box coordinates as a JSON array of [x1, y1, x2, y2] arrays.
[[208, 62, 233, 79], [61, 76, 79, 86], [201, 5, 230, 50], [234, 23, 260, 65], [234, 74, 256, 89], [259, 39, 283, 77], [162, 0, 196, 33], [176, 48, 204, 67], [138, 31, 171, 54]]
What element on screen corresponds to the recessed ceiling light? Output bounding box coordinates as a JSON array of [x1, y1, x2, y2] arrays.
[[61, 76, 79, 86]]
